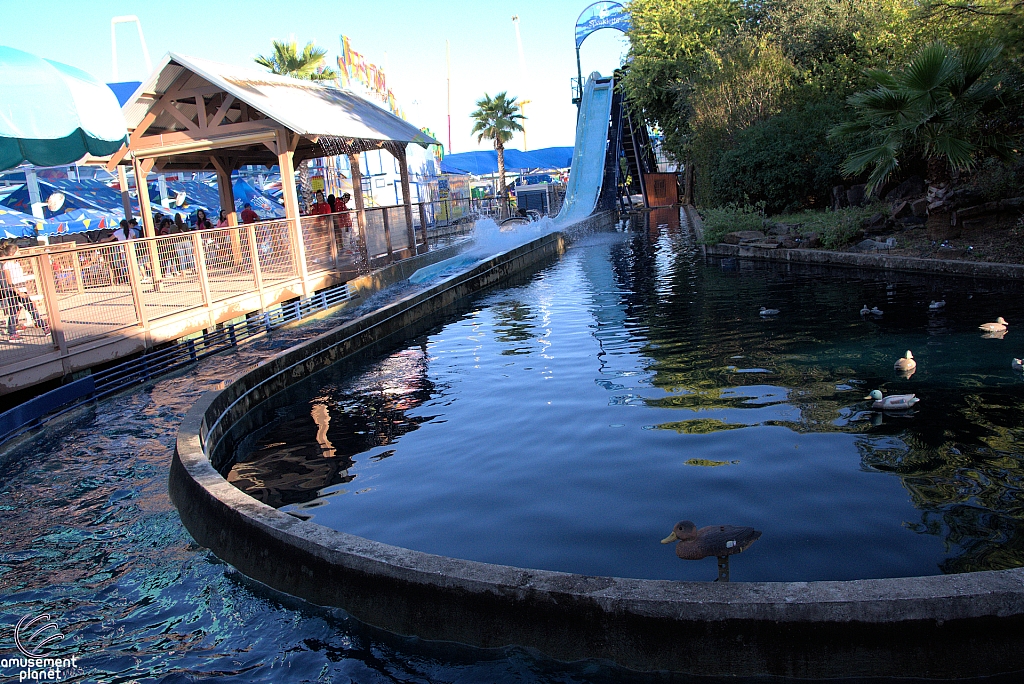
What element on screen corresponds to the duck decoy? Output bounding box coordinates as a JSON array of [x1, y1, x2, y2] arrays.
[[869, 307, 883, 316], [759, 307, 779, 316], [980, 317, 1008, 333], [1013, 358, 1023, 372], [661, 520, 762, 582], [894, 350, 916, 372], [860, 305, 871, 316], [929, 300, 946, 310], [864, 389, 919, 411]]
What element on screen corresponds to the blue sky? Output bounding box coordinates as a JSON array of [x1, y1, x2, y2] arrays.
[[0, 0, 630, 153]]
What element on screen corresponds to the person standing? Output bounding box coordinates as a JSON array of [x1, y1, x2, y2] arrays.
[[240, 203, 259, 224], [173, 213, 196, 273], [1, 243, 49, 340], [310, 190, 331, 216]]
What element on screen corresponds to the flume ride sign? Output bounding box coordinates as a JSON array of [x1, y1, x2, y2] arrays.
[[575, 1, 631, 48]]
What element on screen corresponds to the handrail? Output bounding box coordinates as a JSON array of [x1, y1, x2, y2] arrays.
[[0, 199, 478, 397]]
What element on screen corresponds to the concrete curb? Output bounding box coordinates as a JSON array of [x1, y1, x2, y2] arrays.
[[705, 242, 1024, 278], [682, 202, 1024, 279], [171, 218, 1024, 678]]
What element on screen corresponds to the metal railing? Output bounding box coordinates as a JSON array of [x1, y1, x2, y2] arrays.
[[0, 200, 478, 380]]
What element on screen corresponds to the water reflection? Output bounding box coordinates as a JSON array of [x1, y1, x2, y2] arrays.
[[228, 346, 437, 508]]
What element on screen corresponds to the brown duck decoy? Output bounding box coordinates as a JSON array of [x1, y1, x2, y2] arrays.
[[661, 520, 761, 559], [661, 520, 762, 581]]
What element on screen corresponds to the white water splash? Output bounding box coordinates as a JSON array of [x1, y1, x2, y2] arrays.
[[409, 217, 560, 284]]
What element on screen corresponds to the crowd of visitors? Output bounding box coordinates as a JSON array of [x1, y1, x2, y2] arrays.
[[1, 190, 362, 343]]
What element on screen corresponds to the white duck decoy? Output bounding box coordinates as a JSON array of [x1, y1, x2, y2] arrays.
[[1013, 358, 1023, 372], [979, 317, 1008, 333], [894, 350, 916, 372], [759, 307, 780, 316], [929, 300, 946, 310], [865, 389, 919, 411], [860, 304, 871, 316]]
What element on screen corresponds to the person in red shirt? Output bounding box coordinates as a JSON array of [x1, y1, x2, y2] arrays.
[[240, 203, 259, 224], [337, 192, 352, 229], [310, 190, 331, 216]]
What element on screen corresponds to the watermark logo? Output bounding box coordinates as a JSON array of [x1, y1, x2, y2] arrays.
[[15, 614, 64, 658], [3, 612, 81, 682]]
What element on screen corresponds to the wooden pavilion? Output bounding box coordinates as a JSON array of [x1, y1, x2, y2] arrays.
[[107, 53, 436, 254]]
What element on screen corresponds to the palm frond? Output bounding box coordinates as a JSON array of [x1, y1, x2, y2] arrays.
[[901, 42, 957, 95], [958, 44, 1002, 89], [841, 142, 899, 178], [929, 134, 977, 170]]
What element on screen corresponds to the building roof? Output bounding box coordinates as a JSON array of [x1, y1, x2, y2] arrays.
[[440, 147, 574, 175], [122, 53, 436, 153]]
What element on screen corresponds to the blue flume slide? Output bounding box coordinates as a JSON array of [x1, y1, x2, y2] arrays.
[[553, 72, 614, 226], [409, 72, 614, 284]]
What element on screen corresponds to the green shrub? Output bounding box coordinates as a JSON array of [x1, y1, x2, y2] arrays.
[[698, 99, 859, 213], [770, 203, 887, 249], [701, 201, 766, 244]]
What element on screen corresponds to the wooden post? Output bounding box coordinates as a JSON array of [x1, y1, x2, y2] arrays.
[[381, 208, 394, 261], [34, 254, 67, 355], [418, 202, 429, 252], [117, 165, 133, 220], [348, 152, 366, 238], [133, 155, 154, 237], [192, 232, 213, 310], [246, 223, 266, 311], [125, 241, 149, 329], [212, 157, 243, 267], [133, 155, 164, 291], [396, 145, 416, 250], [277, 129, 309, 294]]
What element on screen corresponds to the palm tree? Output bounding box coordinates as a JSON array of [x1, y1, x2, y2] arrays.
[[254, 40, 337, 80], [471, 92, 526, 200], [832, 42, 1012, 193], [254, 40, 336, 210]]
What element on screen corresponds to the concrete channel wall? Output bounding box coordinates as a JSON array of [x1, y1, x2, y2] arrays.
[[172, 214, 1024, 679]]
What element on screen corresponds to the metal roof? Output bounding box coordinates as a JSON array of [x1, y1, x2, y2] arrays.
[[122, 53, 436, 149]]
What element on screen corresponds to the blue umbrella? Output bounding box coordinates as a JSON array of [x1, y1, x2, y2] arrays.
[[0, 46, 128, 171]]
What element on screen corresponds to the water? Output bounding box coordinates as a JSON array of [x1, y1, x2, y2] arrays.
[[231, 228, 1024, 583], [0, 279, 651, 682], [2, 220, 1023, 682]]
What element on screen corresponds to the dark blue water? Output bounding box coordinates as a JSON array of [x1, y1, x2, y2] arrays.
[[0, 283, 660, 682], [232, 229, 1024, 583], [3, 223, 1024, 682]]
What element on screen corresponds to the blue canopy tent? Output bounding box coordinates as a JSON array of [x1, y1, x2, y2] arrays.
[[0, 178, 136, 220], [0, 207, 36, 238], [232, 178, 285, 220], [0, 46, 128, 171], [107, 81, 142, 107], [39, 208, 116, 236], [440, 147, 574, 175], [149, 180, 222, 221]]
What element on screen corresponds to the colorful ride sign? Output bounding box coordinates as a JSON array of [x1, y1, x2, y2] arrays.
[[575, 1, 630, 48]]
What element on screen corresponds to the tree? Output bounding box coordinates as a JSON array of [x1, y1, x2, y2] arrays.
[[254, 40, 337, 80], [254, 39, 336, 210], [832, 41, 1014, 192], [621, 0, 754, 157], [470, 92, 525, 200]]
